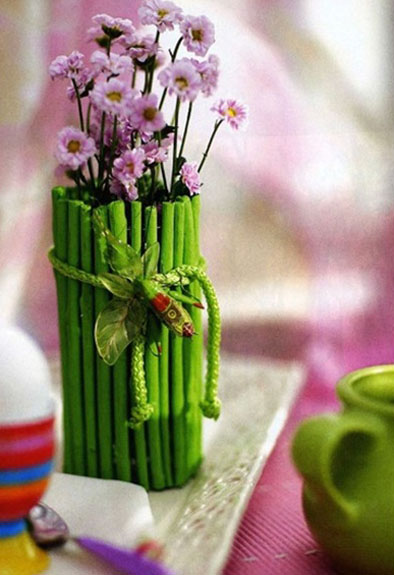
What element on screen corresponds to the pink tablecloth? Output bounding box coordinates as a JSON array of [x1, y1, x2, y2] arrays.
[[222, 313, 394, 575]]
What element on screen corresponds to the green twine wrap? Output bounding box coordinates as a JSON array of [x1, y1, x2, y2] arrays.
[[48, 247, 221, 427], [128, 335, 154, 429]]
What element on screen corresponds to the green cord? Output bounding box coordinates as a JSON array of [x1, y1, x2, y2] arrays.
[[128, 335, 154, 429], [49, 247, 104, 289], [172, 265, 222, 420], [48, 248, 221, 422]]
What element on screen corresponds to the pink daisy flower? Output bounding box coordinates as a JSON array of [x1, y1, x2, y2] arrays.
[[143, 134, 173, 164], [158, 58, 201, 102], [180, 15, 215, 57], [211, 98, 248, 130], [130, 94, 166, 134], [192, 55, 220, 97], [138, 0, 183, 32], [110, 178, 139, 201], [90, 78, 136, 117], [49, 51, 85, 80], [49, 55, 69, 80], [180, 162, 200, 195], [113, 148, 146, 186], [56, 126, 96, 171], [124, 34, 158, 63], [92, 14, 135, 39], [90, 51, 134, 78]]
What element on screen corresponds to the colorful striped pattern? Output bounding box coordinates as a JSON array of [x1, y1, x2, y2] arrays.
[[0, 417, 54, 532]]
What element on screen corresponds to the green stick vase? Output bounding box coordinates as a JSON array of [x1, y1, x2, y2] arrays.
[[51, 186, 205, 490]]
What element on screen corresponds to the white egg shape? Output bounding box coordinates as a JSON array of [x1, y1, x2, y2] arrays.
[[0, 324, 55, 424]]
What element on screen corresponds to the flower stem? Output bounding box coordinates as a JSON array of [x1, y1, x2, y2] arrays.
[[149, 165, 156, 204], [98, 112, 107, 188], [86, 103, 92, 132], [198, 120, 223, 173], [170, 98, 181, 195], [179, 102, 193, 159], [85, 103, 96, 192], [157, 132, 169, 196], [171, 37, 183, 63], [107, 115, 118, 190], [148, 31, 160, 93], [159, 88, 168, 111], [72, 79, 85, 132], [159, 37, 183, 110], [143, 69, 149, 95]]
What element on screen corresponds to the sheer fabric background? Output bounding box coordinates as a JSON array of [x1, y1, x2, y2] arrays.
[[1, 0, 394, 382]]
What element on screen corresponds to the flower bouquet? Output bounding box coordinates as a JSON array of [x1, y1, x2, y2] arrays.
[[49, 0, 247, 490]]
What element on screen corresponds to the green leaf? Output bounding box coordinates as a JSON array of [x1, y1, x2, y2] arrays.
[[94, 298, 146, 365], [99, 273, 135, 299], [172, 179, 189, 199], [176, 156, 187, 172], [142, 243, 160, 278], [93, 211, 143, 279]]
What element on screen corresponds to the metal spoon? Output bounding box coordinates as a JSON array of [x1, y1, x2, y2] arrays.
[[27, 503, 172, 575]]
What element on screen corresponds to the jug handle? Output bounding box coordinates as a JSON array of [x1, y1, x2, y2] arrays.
[[292, 412, 385, 520]]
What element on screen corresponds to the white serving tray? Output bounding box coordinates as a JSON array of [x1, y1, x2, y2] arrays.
[[46, 355, 304, 574]]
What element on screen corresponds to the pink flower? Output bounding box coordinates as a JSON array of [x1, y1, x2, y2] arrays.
[[130, 94, 166, 134], [113, 148, 146, 186], [124, 34, 158, 63], [49, 51, 85, 80], [49, 55, 69, 79], [180, 15, 215, 57], [92, 14, 135, 39], [143, 134, 173, 164], [192, 55, 219, 97], [180, 162, 200, 195], [90, 51, 134, 78], [90, 78, 136, 117], [211, 98, 248, 130], [158, 58, 201, 102], [138, 0, 183, 32], [110, 178, 139, 201], [56, 126, 96, 171]]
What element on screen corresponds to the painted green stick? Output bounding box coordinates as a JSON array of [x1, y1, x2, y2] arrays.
[[108, 201, 132, 482], [130, 201, 149, 489], [159, 202, 175, 486], [191, 194, 203, 470], [52, 187, 72, 473], [172, 200, 186, 486], [94, 205, 114, 479], [66, 200, 85, 475], [181, 196, 201, 474], [144, 206, 165, 489], [80, 203, 98, 477]]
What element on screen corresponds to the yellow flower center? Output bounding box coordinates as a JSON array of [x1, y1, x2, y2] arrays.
[[175, 76, 189, 90], [126, 161, 135, 173], [107, 91, 122, 102], [143, 107, 157, 121], [192, 28, 203, 42], [227, 107, 237, 118], [67, 140, 81, 153], [158, 9, 169, 18]]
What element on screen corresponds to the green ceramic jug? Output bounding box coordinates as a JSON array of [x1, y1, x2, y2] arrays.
[[292, 365, 394, 575]]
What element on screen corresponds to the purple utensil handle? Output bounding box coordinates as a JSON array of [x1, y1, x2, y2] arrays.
[[75, 536, 175, 575]]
